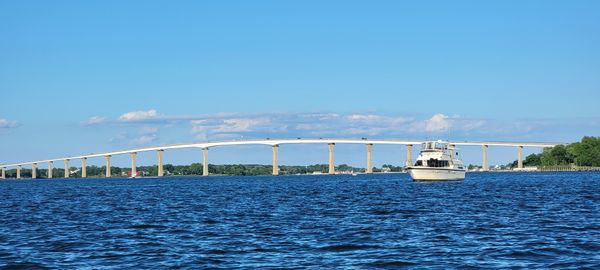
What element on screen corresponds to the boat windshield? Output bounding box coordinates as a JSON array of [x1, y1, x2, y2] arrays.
[[421, 141, 447, 150]]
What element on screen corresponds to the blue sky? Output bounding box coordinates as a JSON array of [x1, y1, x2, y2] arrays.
[[1, 1, 599, 168]]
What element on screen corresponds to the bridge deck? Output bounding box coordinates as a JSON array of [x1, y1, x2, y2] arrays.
[[0, 138, 561, 168]]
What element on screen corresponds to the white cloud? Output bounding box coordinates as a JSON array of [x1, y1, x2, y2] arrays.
[[407, 114, 488, 135], [409, 114, 451, 133], [87, 110, 503, 142], [295, 123, 330, 131], [131, 134, 157, 145], [118, 109, 160, 122], [189, 112, 479, 138], [300, 113, 340, 121], [425, 113, 450, 132], [347, 114, 382, 122], [81, 116, 106, 125], [187, 112, 423, 138], [217, 118, 270, 133], [0, 118, 18, 129], [191, 117, 283, 139], [343, 127, 388, 136]]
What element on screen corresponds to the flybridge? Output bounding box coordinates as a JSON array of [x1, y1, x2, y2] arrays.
[[0, 138, 561, 179]]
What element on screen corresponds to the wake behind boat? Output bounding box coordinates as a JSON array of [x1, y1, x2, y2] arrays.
[[407, 140, 466, 181]]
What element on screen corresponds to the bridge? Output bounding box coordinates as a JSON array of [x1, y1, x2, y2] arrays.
[[0, 138, 560, 179]]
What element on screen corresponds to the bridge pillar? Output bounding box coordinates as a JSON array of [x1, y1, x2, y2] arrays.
[[64, 159, 70, 178], [157, 150, 164, 177], [48, 161, 53, 179], [32, 163, 37, 179], [482, 145, 489, 171], [203, 148, 209, 176], [1, 167, 5, 179], [406, 144, 413, 167], [366, 144, 373, 173], [17, 166, 21, 179], [105, 155, 111, 178], [130, 152, 137, 177], [328, 143, 335, 175], [517, 146, 523, 169], [81, 158, 87, 178], [272, 145, 279, 176]]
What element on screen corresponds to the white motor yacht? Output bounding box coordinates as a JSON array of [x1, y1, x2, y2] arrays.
[[407, 140, 466, 181]]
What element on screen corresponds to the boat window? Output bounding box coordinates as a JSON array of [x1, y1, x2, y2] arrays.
[[415, 160, 423, 166], [426, 158, 449, 167], [427, 158, 434, 167]]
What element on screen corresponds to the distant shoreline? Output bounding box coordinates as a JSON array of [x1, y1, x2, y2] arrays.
[[3, 169, 600, 180]]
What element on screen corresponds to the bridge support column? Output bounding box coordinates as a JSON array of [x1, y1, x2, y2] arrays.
[[272, 145, 279, 176], [517, 146, 523, 169], [105, 155, 111, 178], [1, 167, 5, 179], [482, 145, 489, 171], [157, 150, 164, 177], [406, 144, 413, 167], [81, 158, 87, 178], [130, 152, 137, 177], [48, 161, 53, 179], [203, 148, 209, 176], [328, 143, 335, 175], [366, 144, 373, 173], [32, 163, 37, 179], [64, 159, 70, 178], [17, 166, 21, 179]]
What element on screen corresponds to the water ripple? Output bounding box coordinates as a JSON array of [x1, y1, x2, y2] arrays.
[[0, 172, 598, 269]]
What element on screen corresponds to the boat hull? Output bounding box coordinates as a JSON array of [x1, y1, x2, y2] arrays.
[[407, 167, 466, 181]]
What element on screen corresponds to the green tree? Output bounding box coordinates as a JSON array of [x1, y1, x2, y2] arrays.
[[510, 136, 600, 167], [523, 153, 542, 166], [570, 136, 600, 166]]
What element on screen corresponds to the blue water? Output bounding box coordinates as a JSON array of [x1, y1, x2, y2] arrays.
[[0, 172, 598, 269]]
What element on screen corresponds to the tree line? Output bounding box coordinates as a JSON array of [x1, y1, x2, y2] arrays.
[[509, 136, 600, 167], [2, 163, 404, 178]]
